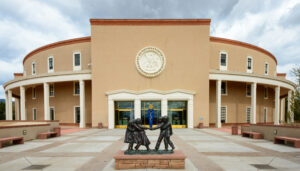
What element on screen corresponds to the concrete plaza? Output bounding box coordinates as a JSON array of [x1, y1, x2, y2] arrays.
[[0, 128, 299, 171]]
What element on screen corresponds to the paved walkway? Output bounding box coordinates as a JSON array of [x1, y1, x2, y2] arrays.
[[0, 128, 299, 170]]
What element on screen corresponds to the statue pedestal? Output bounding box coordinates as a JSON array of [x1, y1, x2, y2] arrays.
[[114, 150, 186, 170]]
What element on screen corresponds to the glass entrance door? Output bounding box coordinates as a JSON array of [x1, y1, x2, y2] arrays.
[[141, 101, 161, 127], [115, 101, 134, 128], [168, 101, 187, 128]]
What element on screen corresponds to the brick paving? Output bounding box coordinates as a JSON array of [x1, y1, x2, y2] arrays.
[[0, 128, 299, 170]]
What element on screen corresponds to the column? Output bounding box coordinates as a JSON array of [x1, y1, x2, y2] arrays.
[[44, 83, 50, 120], [20, 86, 26, 120], [288, 90, 294, 123], [161, 98, 168, 116], [280, 98, 285, 123], [15, 98, 20, 120], [216, 80, 221, 128], [274, 86, 280, 125], [108, 99, 114, 129], [8, 90, 12, 120], [188, 98, 194, 128], [251, 82, 257, 124], [134, 99, 141, 119], [5, 92, 8, 120], [79, 80, 85, 128]]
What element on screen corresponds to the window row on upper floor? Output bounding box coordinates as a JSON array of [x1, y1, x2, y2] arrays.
[[219, 51, 270, 75], [31, 52, 82, 75]]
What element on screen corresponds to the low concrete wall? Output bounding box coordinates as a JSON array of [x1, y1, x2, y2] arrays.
[[0, 120, 59, 141], [241, 124, 300, 141]]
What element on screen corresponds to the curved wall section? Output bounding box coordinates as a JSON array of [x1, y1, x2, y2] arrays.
[[210, 37, 277, 76], [23, 37, 91, 76]]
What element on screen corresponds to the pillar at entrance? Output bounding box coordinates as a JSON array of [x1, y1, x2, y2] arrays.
[[44, 82, 50, 120], [8, 90, 13, 120], [20, 86, 26, 120], [161, 98, 168, 116], [274, 86, 280, 125], [15, 98, 20, 120], [134, 99, 141, 119], [251, 82, 257, 124], [5, 92, 8, 120], [80, 80, 86, 128], [216, 80, 221, 128]]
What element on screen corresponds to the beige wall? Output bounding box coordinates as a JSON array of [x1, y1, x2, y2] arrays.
[[25, 81, 91, 124], [209, 80, 275, 124], [210, 42, 277, 76], [23, 42, 91, 76], [91, 25, 211, 127]]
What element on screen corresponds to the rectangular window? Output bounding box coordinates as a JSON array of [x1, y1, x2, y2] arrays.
[[220, 52, 227, 70], [246, 84, 251, 97], [48, 56, 54, 72], [265, 62, 269, 75], [246, 107, 251, 123], [264, 87, 268, 99], [32, 62, 36, 75], [264, 107, 267, 123], [32, 87, 36, 99], [247, 56, 253, 73], [221, 106, 227, 123], [74, 82, 80, 95], [73, 52, 81, 70], [33, 108, 37, 120], [49, 84, 54, 97], [50, 107, 55, 120], [221, 81, 227, 95]]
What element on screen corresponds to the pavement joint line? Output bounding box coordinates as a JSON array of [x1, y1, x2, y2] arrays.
[[195, 129, 300, 164], [172, 133, 223, 171]]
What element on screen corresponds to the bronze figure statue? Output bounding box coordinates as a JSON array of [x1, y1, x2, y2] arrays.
[[150, 116, 175, 151], [124, 116, 175, 154]]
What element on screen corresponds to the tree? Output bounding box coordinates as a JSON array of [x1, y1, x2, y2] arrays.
[[289, 65, 300, 122]]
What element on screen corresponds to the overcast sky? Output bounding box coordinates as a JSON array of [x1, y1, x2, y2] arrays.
[[0, 0, 299, 98]]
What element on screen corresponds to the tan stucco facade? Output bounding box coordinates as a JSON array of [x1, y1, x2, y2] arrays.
[[4, 19, 296, 128]]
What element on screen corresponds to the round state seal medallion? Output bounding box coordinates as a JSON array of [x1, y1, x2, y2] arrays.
[[136, 47, 166, 77]]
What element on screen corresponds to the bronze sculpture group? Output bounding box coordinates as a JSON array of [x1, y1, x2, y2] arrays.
[[124, 116, 175, 153]]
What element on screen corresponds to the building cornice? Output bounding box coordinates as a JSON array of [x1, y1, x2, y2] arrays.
[[106, 89, 196, 96], [210, 36, 277, 65], [90, 19, 211, 25], [4, 70, 91, 90], [23, 36, 91, 65], [209, 70, 296, 90]]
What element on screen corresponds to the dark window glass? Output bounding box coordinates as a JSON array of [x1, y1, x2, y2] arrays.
[[265, 63, 268, 74], [115, 101, 134, 126], [50, 108, 54, 120], [220, 53, 227, 66], [221, 107, 226, 123], [49, 58, 53, 70], [33, 109, 37, 120], [74, 82, 80, 94], [246, 85, 251, 96], [75, 107, 80, 123], [49, 84, 54, 96], [264, 88, 268, 98], [141, 101, 161, 125], [246, 107, 251, 123], [168, 101, 187, 126], [32, 88, 36, 98], [247, 58, 252, 70], [32, 63, 36, 74], [74, 54, 80, 66], [221, 82, 227, 94]]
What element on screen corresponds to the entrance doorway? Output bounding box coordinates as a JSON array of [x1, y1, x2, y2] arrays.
[[141, 101, 161, 126], [115, 101, 134, 128], [168, 101, 187, 128]]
